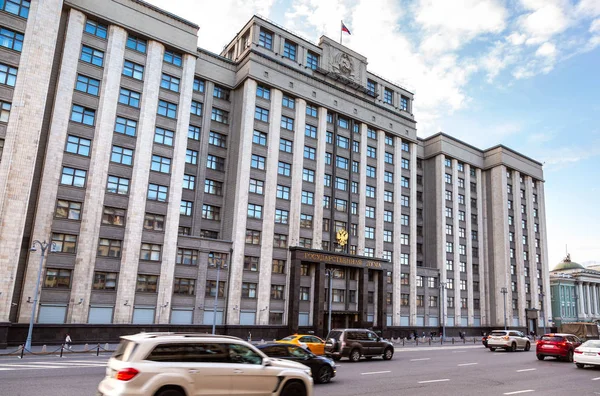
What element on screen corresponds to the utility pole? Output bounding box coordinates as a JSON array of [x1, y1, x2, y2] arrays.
[[26, 240, 55, 352], [501, 287, 508, 330]]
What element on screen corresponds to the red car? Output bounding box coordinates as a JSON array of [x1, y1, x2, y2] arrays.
[[536, 333, 582, 362]]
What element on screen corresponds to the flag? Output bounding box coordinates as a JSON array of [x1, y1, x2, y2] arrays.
[[341, 21, 351, 35]]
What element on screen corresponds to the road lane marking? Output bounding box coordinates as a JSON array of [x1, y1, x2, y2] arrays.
[[410, 358, 431, 361], [418, 379, 450, 384], [592, 377, 600, 381], [504, 390, 534, 395], [28, 362, 106, 367], [458, 362, 478, 366], [452, 350, 466, 353], [0, 364, 65, 369], [516, 368, 536, 372], [361, 370, 391, 375]]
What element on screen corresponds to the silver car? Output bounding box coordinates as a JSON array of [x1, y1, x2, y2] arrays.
[[487, 330, 531, 352], [97, 332, 314, 396]]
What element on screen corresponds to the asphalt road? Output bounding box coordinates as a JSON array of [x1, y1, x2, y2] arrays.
[[0, 345, 599, 395]]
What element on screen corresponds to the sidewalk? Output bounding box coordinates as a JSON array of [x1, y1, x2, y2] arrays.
[[0, 343, 119, 358]]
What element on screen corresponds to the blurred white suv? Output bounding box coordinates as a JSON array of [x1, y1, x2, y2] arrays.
[[97, 332, 313, 396], [487, 330, 531, 352]]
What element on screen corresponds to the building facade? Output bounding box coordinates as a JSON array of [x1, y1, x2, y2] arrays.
[[550, 255, 600, 327], [0, 0, 549, 342]]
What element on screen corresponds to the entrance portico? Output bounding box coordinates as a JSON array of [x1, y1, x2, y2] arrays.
[[288, 247, 391, 337]]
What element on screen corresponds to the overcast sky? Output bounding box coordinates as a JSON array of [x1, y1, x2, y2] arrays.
[[147, 0, 600, 269]]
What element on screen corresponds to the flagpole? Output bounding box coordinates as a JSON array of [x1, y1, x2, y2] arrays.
[[340, 20, 342, 45]]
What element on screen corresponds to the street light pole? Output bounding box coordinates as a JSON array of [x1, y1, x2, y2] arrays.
[[212, 258, 223, 335], [501, 287, 508, 330], [540, 288, 546, 335], [25, 240, 54, 352], [439, 279, 448, 340]]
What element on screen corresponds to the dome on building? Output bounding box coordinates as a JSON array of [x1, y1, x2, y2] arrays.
[[552, 254, 585, 271]]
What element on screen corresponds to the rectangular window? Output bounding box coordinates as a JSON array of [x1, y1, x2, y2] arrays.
[[0, 26, 22, 53], [255, 106, 269, 122], [282, 95, 295, 109], [110, 145, 133, 165], [306, 104, 318, 117], [106, 175, 130, 195], [207, 155, 225, 171], [278, 161, 291, 176], [70, 104, 95, 126], [303, 168, 315, 183], [301, 191, 314, 205], [164, 50, 182, 66], [92, 272, 117, 290], [143, 213, 164, 232], [180, 201, 193, 216], [190, 101, 203, 116], [183, 174, 195, 190], [188, 125, 200, 140], [151, 155, 171, 173], [173, 278, 195, 295], [366, 165, 376, 178], [202, 204, 221, 220], [185, 149, 198, 165], [245, 229, 261, 245], [401, 158, 410, 169], [401, 195, 409, 207], [206, 280, 226, 298], [305, 124, 317, 139], [256, 85, 270, 99], [384, 88, 393, 105], [147, 183, 168, 202], [119, 88, 140, 107], [114, 116, 137, 136], [244, 256, 259, 272], [258, 29, 273, 49], [283, 40, 297, 60], [60, 166, 86, 187], [275, 209, 289, 224], [304, 146, 316, 160], [80, 45, 104, 66], [154, 127, 174, 146], [273, 234, 288, 248], [44, 269, 71, 289], [306, 51, 319, 69], [204, 179, 223, 195], [2, 0, 30, 18], [213, 85, 230, 101], [51, 233, 77, 253], [102, 207, 125, 226], [193, 78, 205, 92], [400, 96, 409, 111], [277, 185, 290, 200], [247, 203, 262, 219], [157, 100, 177, 118], [280, 138, 293, 153], [122, 60, 143, 80], [365, 185, 375, 198], [75, 74, 100, 96], [367, 79, 377, 95], [55, 199, 82, 221], [281, 116, 294, 130], [336, 135, 349, 149], [384, 171, 393, 183], [126, 35, 146, 53], [136, 275, 158, 293], [160, 73, 180, 92], [65, 135, 91, 157]]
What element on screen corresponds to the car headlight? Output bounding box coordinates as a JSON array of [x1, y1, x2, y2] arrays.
[[304, 368, 312, 377]]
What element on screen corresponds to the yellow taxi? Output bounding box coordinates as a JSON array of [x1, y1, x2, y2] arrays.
[[277, 334, 326, 355]]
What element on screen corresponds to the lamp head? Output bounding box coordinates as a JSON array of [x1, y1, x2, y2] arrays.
[[30, 245, 36, 252]]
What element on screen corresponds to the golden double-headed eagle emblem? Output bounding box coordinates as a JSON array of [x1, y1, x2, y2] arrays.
[[336, 228, 349, 247]]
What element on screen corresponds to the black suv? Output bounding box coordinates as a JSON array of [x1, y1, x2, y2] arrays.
[[324, 328, 394, 362]]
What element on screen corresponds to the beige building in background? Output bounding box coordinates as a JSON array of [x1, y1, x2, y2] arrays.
[[0, 0, 549, 340]]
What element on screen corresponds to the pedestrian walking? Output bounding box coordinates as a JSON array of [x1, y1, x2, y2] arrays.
[[65, 334, 72, 350]]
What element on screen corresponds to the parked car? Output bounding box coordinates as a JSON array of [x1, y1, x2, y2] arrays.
[[574, 339, 600, 368], [324, 328, 394, 362], [97, 332, 314, 396], [258, 343, 336, 384], [536, 333, 582, 362], [277, 334, 326, 355], [487, 330, 531, 352]]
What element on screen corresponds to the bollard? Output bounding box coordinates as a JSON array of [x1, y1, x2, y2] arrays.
[[97, 344, 100, 356], [84, 343, 89, 351], [19, 344, 24, 359], [463, 338, 466, 344], [105, 343, 109, 350], [452, 337, 455, 344], [402, 338, 405, 346], [60, 344, 64, 358], [474, 338, 476, 344], [429, 338, 431, 346], [416, 338, 418, 346], [41, 345, 47, 353]]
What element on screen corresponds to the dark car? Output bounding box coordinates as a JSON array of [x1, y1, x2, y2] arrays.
[[324, 328, 394, 362], [536, 333, 582, 362], [482, 334, 489, 348], [257, 343, 337, 384]]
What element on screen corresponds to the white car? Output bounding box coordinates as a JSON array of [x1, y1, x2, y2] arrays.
[[487, 330, 531, 352], [574, 339, 600, 368], [97, 332, 314, 396]]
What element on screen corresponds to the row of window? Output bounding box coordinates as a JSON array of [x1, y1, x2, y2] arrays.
[[258, 29, 319, 70]]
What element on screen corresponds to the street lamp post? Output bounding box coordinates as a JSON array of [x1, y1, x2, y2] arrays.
[[501, 287, 508, 330], [438, 279, 449, 340], [325, 269, 335, 336], [26, 240, 54, 352], [540, 288, 546, 335], [212, 258, 225, 335]]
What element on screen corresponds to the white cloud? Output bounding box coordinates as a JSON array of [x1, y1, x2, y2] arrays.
[[507, 32, 527, 45], [535, 42, 556, 57], [519, 4, 570, 39]]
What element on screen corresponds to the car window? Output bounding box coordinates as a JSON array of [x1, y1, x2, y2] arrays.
[[281, 336, 296, 341], [582, 340, 600, 348], [367, 332, 378, 341], [289, 346, 310, 358], [262, 345, 289, 357], [113, 340, 138, 362], [573, 336, 581, 343], [309, 336, 322, 343], [145, 343, 228, 362], [299, 336, 312, 342], [490, 331, 506, 336], [228, 344, 262, 365], [327, 331, 342, 341], [346, 331, 357, 340], [541, 336, 563, 342]]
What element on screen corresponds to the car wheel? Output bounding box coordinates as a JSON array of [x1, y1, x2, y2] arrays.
[[524, 342, 531, 352], [349, 349, 361, 362], [510, 343, 517, 352], [154, 387, 185, 396], [316, 365, 333, 384], [576, 363, 585, 369], [382, 347, 394, 361], [281, 381, 306, 396], [567, 350, 574, 363], [489, 347, 496, 352], [537, 354, 544, 360]]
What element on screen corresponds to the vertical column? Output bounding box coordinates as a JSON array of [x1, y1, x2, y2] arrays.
[[512, 170, 526, 326], [286, 97, 306, 247], [476, 169, 486, 325], [155, 53, 195, 323], [490, 165, 509, 327], [256, 89, 282, 325], [375, 131, 385, 257], [465, 164, 474, 326], [391, 137, 402, 326], [451, 159, 460, 326], [377, 271, 386, 330], [287, 257, 302, 333], [436, 155, 446, 327], [409, 143, 417, 326], [578, 283, 585, 317], [69, 25, 128, 323], [225, 79, 257, 325], [586, 283, 592, 317], [113, 40, 165, 323], [537, 181, 551, 325], [312, 107, 327, 248], [357, 124, 367, 254], [313, 263, 326, 336], [0, 0, 67, 322], [357, 267, 368, 325], [525, 177, 539, 313]]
